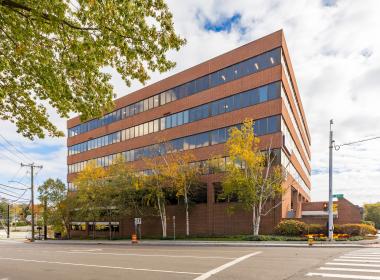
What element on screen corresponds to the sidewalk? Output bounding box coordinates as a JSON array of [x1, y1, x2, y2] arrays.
[[34, 237, 379, 248]]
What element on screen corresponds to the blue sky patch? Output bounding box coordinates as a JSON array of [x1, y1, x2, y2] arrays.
[[203, 13, 243, 33]]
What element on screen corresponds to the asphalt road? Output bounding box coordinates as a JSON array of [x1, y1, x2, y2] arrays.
[[0, 240, 379, 280]]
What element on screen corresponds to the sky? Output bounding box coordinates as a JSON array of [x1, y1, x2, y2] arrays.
[[0, 0, 379, 206]]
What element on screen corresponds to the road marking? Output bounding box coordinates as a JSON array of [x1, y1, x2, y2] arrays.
[[341, 256, 380, 260], [327, 262, 380, 268], [70, 249, 103, 252], [0, 257, 201, 275], [56, 250, 235, 260], [320, 267, 380, 273], [193, 251, 262, 280], [306, 272, 380, 279], [335, 259, 380, 263]]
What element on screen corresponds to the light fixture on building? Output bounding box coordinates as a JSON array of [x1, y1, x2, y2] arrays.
[[270, 57, 275, 64], [221, 75, 226, 81], [254, 63, 259, 70]]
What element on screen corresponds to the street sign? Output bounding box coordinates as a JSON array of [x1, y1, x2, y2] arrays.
[[134, 218, 142, 225], [333, 194, 344, 199]]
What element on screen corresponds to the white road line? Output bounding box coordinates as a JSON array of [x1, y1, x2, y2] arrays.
[[326, 262, 380, 268], [341, 256, 380, 260], [56, 250, 235, 260], [0, 257, 201, 275], [320, 267, 380, 273], [70, 249, 102, 252], [306, 272, 380, 279], [193, 251, 262, 280], [335, 259, 380, 263]]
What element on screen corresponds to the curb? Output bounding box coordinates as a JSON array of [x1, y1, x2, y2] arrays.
[[33, 240, 372, 248]]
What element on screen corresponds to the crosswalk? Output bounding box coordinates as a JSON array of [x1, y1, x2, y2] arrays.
[[307, 248, 380, 279]]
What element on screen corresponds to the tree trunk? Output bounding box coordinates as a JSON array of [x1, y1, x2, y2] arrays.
[[92, 220, 95, 240], [252, 206, 261, 236], [108, 213, 112, 241], [184, 191, 189, 237], [157, 196, 167, 238]]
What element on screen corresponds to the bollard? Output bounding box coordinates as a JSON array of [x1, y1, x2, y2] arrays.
[[131, 233, 138, 244], [307, 235, 314, 246]]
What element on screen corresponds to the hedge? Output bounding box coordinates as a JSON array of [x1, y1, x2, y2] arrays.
[[334, 224, 377, 236], [274, 220, 377, 236], [274, 220, 307, 236]]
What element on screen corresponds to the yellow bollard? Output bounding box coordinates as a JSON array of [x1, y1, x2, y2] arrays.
[[308, 235, 314, 246]]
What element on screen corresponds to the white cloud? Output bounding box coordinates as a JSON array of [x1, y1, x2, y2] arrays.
[[1, 0, 379, 206]]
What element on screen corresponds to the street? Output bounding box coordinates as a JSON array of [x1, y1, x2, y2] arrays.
[[1, 240, 379, 280]]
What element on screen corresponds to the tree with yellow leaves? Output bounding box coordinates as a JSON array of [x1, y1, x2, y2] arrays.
[[221, 119, 285, 236], [74, 161, 108, 239]]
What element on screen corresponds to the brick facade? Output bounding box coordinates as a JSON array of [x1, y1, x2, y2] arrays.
[[68, 30, 312, 237]]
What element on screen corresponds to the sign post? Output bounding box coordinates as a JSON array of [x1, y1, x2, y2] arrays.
[[173, 216, 176, 241], [134, 218, 142, 240]]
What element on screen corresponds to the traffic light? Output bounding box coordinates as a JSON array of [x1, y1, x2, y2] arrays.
[[323, 203, 328, 211]]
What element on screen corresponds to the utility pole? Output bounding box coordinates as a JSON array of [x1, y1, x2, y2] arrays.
[[7, 203, 10, 238], [328, 120, 334, 241], [21, 163, 42, 242]]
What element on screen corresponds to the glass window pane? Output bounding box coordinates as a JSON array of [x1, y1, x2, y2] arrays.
[[171, 114, 177, 127], [154, 119, 160, 132], [160, 92, 166, 105], [130, 127, 135, 138], [154, 95, 160, 107], [148, 97, 154, 109], [160, 118, 166, 130], [177, 112, 183, 126], [139, 124, 144, 136], [134, 125, 139, 137], [259, 87, 267, 103], [143, 123, 149, 135], [183, 110, 189, 124], [165, 116, 171, 129], [268, 82, 280, 100], [143, 99, 149, 111]]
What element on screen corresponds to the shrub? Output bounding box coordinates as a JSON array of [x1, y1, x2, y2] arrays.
[[274, 220, 307, 236], [361, 220, 376, 227], [335, 224, 377, 236], [306, 224, 326, 235]]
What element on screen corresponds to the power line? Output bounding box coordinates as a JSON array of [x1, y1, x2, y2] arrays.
[[0, 141, 24, 162], [0, 134, 34, 163], [0, 183, 28, 191], [335, 135, 380, 150], [0, 186, 20, 195], [0, 149, 20, 164], [0, 190, 24, 199], [9, 166, 22, 183]]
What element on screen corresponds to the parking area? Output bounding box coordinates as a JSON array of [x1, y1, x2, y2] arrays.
[[0, 240, 363, 280]]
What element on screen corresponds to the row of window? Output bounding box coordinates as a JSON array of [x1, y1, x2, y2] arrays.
[[281, 53, 310, 148], [68, 48, 281, 137], [68, 115, 281, 174], [281, 150, 310, 197], [68, 81, 281, 156], [281, 118, 310, 178], [281, 85, 309, 160]]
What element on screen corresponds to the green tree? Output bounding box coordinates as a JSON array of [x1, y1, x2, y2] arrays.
[[0, 0, 185, 139], [220, 119, 285, 236], [364, 203, 380, 229], [102, 157, 141, 239], [38, 178, 76, 238]]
